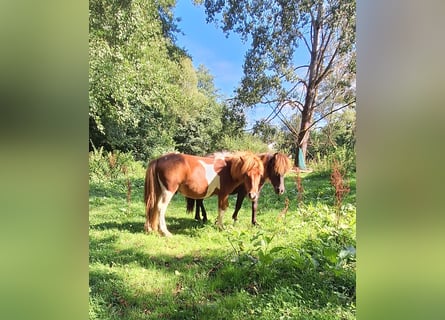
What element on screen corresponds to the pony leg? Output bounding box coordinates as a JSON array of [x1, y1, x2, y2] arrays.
[[199, 200, 208, 222], [252, 187, 263, 225], [251, 199, 259, 225], [216, 208, 225, 229], [232, 188, 246, 222], [157, 190, 174, 237], [195, 199, 201, 221], [186, 197, 197, 219], [216, 195, 229, 229], [144, 204, 153, 233]]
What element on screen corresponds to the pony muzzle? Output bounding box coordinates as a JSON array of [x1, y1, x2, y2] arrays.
[[248, 192, 258, 201], [275, 186, 285, 195]]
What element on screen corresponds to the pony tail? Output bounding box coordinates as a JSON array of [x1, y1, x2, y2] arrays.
[[144, 159, 155, 208], [144, 159, 159, 230], [186, 198, 195, 214]]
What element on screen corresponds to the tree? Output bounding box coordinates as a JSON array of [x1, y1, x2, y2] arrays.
[[197, 0, 356, 167], [309, 107, 356, 160], [89, 0, 228, 160], [89, 0, 184, 160], [252, 120, 278, 145]]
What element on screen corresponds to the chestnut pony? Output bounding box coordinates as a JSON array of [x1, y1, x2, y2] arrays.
[[144, 152, 264, 236], [187, 152, 291, 225]]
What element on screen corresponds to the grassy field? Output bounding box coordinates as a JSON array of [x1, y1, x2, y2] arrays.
[[89, 163, 356, 319]]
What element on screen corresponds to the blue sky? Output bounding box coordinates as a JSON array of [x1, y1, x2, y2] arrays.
[[173, 0, 271, 128]]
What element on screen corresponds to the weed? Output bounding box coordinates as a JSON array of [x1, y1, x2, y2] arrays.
[[277, 197, 290, 221], [330, 161, 351, 225]]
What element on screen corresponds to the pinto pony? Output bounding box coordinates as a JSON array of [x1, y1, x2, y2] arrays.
[[144, 152, 264, 236], [187, 152, 291, 225]]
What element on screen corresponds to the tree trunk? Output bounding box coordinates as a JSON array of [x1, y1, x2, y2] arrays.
[[294, 3, 321, 169], [295, 105, 313, 168], [294, 81, 316, 168]]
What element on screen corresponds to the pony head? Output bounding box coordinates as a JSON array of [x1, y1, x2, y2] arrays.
[[266, 153, 292, 195], [230, 152, 264, 201]]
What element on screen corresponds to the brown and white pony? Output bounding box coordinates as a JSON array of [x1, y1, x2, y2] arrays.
[[187, 152, 291, 225], [144, 152, 264, 236]]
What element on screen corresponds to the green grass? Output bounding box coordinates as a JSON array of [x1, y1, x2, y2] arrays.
[[89, 166, 356, 319]]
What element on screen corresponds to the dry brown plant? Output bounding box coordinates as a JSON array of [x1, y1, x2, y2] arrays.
[[330, 160, 350, 224]]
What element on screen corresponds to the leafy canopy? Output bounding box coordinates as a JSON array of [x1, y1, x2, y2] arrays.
[[89, 0, 239, 160]]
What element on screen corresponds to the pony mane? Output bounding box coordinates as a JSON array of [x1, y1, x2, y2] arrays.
[[272, 153, 292, 175], [229, 152, 264, 178], [212, 151, 231, 159]]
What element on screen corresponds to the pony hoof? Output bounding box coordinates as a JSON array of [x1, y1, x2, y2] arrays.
[[216, 224, 225, 231], [161, 231, 173, 237]]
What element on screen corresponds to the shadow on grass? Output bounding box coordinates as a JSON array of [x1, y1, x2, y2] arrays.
[[91, 220, 146, 233], [90, 267, 173, 319], [89, 177, 145, 202], [90, 182, 127, 200], [90, 236, 232, 319], [167, 216, 209, 235], [90, 229, 355, 319], [90, 216, 211, 236]]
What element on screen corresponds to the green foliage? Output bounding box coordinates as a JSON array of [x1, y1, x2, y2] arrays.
[[226, 229, 285, 270], [89, 0, 180, 160], [308, 144, 355, 174], [220, 102, 247, 139], [173, 64, 224, 155], [308, 146, 356, 172], [174, 108, 223, 155], [89, 0, 357, 167], [89, 145, 143, 183], [219, 133, 269, 153], [89, 0, 236, 161], [252, 120, 278, 144], [199, 0, 356, 166], [304, 107, 356, 172], [196, 64, 219, 99]]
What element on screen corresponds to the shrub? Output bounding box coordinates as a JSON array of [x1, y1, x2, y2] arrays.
[[89, 144, 142, 183], [219, 133, 269, 153], [308, 145, 355, 174]]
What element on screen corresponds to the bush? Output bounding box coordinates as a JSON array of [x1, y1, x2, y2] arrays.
[[89, 145, 142, 183], [308, 145, 355, 174], [219, 133, 269, 153]]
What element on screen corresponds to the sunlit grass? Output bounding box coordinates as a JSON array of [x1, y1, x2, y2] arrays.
[[89, 167, 356, 319]]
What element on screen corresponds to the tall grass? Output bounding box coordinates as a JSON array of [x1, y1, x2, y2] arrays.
[[308, 145, 356, 174], [219, 134, 269, 153]]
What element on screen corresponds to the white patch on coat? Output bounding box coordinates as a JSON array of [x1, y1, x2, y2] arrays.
[[217, 208, 225, 228], [198, 160, 220, 198], [157, 174, 173, 236]]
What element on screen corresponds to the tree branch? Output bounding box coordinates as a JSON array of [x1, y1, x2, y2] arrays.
[[305, 100, 355, 134], [302, 34, 312, 54], [315, 32, 340, 87]]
